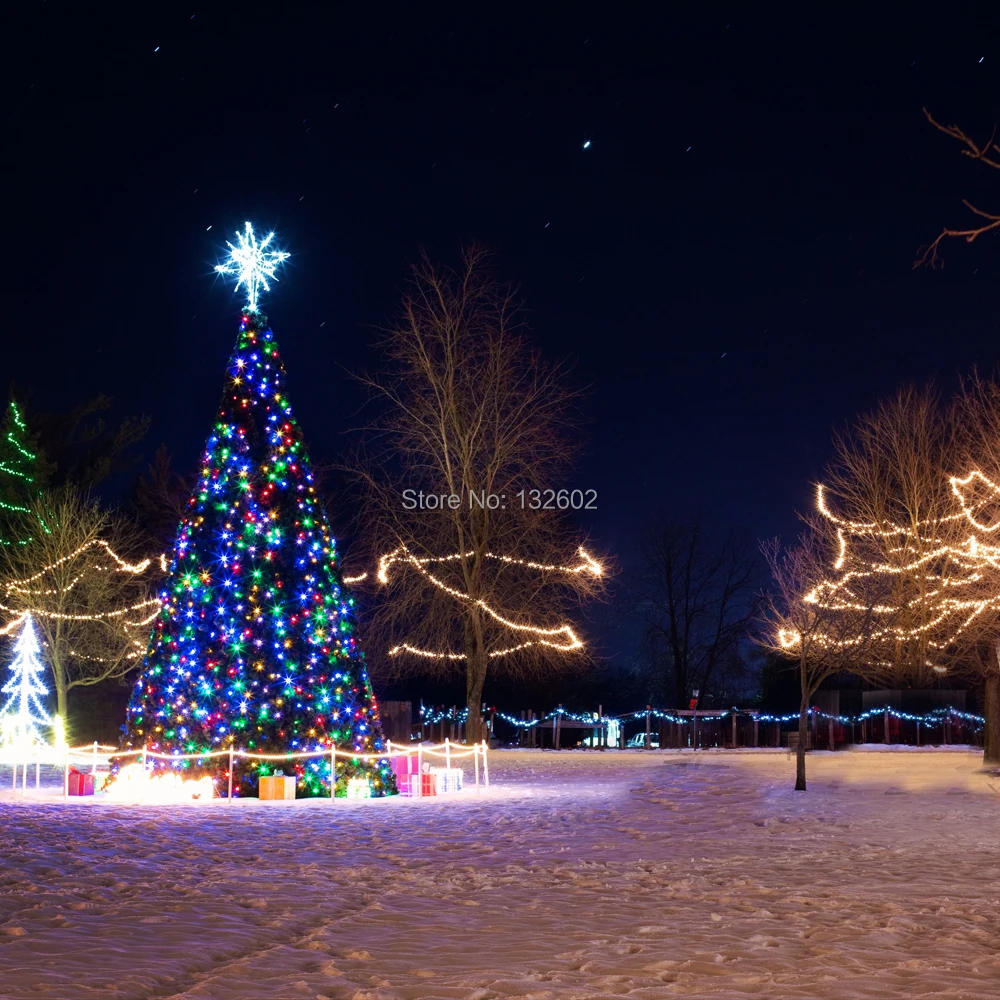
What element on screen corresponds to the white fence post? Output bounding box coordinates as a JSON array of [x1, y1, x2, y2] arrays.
[[330, 746, 336, 801], [63, 745, 70, 801], [474, 743, 480, 796], [417, 745, 424, 797], [228, 746, 235, 802], [481, 740, 489, 788], [445, 737, 451, 772]]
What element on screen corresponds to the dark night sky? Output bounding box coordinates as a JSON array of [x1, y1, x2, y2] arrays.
[[6, 5, 1000, 644]]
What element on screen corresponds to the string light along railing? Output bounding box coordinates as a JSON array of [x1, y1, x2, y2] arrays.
[[350, 545, 603, 660], [419, 702, 984, 729], [0, 738, 491, 803]]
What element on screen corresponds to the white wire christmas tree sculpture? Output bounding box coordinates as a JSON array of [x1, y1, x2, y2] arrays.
[[0, 613, 52, 748]]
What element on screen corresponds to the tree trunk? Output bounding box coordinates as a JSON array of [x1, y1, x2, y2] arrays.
[[795, 699, 807, 791], [984, 645, 1000, 765], [795, 656, 808, 791], [674, 671, 687, 711], [464, 608, 487, 744], [54, 660, 68, 721]]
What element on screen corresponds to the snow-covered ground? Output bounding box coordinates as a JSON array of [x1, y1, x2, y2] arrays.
[[1, 748, 999, 999]]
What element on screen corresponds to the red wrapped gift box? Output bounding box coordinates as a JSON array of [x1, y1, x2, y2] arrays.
[[68, 770, 95, 796], [398, 773, 437, 797]]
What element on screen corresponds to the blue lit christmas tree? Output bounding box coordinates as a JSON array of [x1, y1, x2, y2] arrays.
[[121, 223, 394, 797], [0, 614, 52, 747]]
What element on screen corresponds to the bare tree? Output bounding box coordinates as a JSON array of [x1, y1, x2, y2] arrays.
[[760, 524, 875, 790], [33, 393, 149, 490], [130, 445, 195, 548], [945, 369, 1000, 761], [917, 108, 1000, 268], [0, 488, 160, 721], [347, 248, 604, 742], [818, 383, 964, 684], [630, 513, 758, 707], [806, 381, 1000, 763]]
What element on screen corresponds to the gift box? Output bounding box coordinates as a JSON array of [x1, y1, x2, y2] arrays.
[[390, 754, 420, 780], [398, 773, 437, 797], [346, 777, 371, 799], [258, 775, 297, 800], [429, 766, 463, 793], [68, 769, 94, 796]]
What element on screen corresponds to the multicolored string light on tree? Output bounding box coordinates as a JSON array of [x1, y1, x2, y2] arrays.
[[120, 224, 393, 797]]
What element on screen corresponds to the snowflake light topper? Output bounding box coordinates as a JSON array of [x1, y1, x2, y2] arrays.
[[215, 221, 290, 311]]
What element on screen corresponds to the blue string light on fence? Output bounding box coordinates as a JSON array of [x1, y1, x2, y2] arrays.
[[420, 703, 985, 730]]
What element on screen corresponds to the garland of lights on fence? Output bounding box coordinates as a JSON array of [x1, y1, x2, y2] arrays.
[[419, 703, 986, 729]]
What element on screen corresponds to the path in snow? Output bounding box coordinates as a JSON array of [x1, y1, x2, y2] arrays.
[[0, 748, 998, 999]]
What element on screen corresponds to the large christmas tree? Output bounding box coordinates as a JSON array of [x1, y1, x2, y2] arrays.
[[122, 224, 394, 797]]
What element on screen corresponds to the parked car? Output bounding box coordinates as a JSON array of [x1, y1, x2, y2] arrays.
[[626, 733, 660, 748]]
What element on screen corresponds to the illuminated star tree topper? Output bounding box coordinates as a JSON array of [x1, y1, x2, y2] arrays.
[[215, 221, 290, 311]]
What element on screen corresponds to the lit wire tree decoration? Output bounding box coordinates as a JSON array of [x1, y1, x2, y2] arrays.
[[0, 614, 52, 747], [214, 221, 290, 311]]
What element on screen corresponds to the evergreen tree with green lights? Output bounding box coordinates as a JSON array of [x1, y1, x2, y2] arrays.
[[0, 397, 52, 547], [121, 223, 394, 797]]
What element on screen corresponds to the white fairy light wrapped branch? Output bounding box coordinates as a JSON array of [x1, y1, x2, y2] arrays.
[[778, 475, 1000, 671], [347, 545, 603, 660]]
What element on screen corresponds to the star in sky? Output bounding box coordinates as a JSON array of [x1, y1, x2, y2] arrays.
[[215, 221, 290, 311]]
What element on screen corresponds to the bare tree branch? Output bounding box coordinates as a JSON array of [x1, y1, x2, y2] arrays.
[[916, 108, 1000, 268], [343, 248, 606, 741], [758, 517, 880, 789], [628, 513, 758, 707], [0, 487, 160, 727]]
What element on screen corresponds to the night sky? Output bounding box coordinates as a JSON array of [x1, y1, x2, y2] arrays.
[[7, 5, 1000, 657]]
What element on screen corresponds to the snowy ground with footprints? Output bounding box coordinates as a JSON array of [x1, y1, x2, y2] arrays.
[[1, 748, 999, 999]]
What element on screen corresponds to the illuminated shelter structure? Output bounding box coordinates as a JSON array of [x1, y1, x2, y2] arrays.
[[120, 224, 394, 796]]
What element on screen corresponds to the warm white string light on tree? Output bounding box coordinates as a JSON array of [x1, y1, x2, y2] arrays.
[[0, 539, 163, 636], [780, 477, 1000, 663], [361, 544, 603, 660]]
